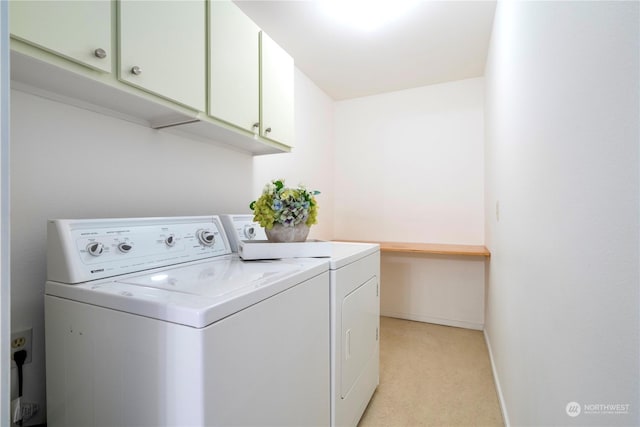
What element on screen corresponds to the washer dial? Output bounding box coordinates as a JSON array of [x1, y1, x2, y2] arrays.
[[197, 229, 216, 246], [118, 242, 133, 253], [165, 234, 176, 247], [86, 242, 104, 257]]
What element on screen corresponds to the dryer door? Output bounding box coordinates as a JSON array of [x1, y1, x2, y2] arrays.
[[341, 276, 378, 398]]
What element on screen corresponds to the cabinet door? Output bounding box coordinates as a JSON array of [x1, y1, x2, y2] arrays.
[[10, 0, 112, 73], [209, 0, 259, 134], [260, 32, 294, 147], [118, 0, 205, 111]]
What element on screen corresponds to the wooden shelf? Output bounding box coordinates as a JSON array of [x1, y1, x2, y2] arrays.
[[337, 240, 491, 257]]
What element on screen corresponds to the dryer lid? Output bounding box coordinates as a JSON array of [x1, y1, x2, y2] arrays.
[[328, 242, 379, 270]]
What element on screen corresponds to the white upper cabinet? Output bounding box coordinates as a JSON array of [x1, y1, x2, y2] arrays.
[[10, 0, 112, 73], [118, 0, 206, 111], [260, 31, 294, 147], [9, 0, 290, 154], [209, 0, 294, 147], [209, 0, 259, 134]]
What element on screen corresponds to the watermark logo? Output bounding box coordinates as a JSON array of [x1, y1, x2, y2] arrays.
[[566, 402, 581, 417], [566, 401, 631, 417]]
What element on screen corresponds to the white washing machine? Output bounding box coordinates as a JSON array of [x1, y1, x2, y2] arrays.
[[223, 216, 380, 426], [45, 216, 330, 427]]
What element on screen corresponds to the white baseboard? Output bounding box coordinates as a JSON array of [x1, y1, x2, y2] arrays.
[[483, 329, 510, 427], [381, 310, 483, 330]]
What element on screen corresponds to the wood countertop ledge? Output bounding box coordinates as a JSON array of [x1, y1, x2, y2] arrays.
[[337, 240, 491, 257]]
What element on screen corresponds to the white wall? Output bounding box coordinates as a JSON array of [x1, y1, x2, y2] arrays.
[[253, 68, 335, 241], [381, 254, 486, 330], [0, 2, 10, 424], [333, 77, 484, 244], [334, 78, 486, 329], [484, 2, 639, 426], [10, 89, 255, 425]]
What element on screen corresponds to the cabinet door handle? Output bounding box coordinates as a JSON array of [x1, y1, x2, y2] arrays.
[[94, 48, 107, 59], [264, 127, 272, 134], [131, 66, 142, 76]]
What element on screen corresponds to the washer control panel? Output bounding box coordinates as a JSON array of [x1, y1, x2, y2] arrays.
[[47, 216, 231, 284], [220, 214, 267, 253]]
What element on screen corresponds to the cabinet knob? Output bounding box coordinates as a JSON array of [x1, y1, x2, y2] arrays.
[[131, 66, 142, 76], [94, 48, 107, 59], [265, 127, 272, 134], [252, 122, 259, 129]]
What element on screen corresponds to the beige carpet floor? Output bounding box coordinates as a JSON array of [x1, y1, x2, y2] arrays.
[[358, 317, 504, 427]]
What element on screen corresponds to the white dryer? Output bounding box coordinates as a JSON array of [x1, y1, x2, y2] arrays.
[[222, 216, 380, 426], [329, 242, 380, 427], [45, 216, 330, 427], [220, 214, 267, 252]]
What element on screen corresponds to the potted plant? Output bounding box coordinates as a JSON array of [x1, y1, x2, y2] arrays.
[[250, 179, 320, 242]]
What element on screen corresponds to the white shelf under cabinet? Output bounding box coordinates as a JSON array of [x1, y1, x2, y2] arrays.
[[172, 115, 290, 155], [10, 48, 289, 155], [11, 49, 195, 127]]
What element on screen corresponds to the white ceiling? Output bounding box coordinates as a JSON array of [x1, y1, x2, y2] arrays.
[[235, 0, 497, 100]]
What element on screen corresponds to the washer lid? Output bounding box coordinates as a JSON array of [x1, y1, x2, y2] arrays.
[[46, 257, 329, 328], [118, 258, 294, 297]]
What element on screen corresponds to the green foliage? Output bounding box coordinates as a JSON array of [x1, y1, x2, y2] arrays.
[[250, 179, 320, 229]]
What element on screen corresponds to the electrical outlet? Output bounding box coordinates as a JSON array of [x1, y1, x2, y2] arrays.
[[11, 328, 32, 367]]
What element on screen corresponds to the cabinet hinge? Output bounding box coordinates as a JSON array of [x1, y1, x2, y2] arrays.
[[376, 327, 379, 341], [376, 282, 379, 297]]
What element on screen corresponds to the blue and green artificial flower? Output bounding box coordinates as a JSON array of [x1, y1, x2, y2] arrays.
[[250, 179, 320, 229]]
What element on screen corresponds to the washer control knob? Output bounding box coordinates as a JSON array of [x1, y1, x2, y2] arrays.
[[197, 229, 216, 246], [165, 234, 176, 247], [86, 242, 104, 257], [243, 224, 256, 240], [118, 242, 133, 253]]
